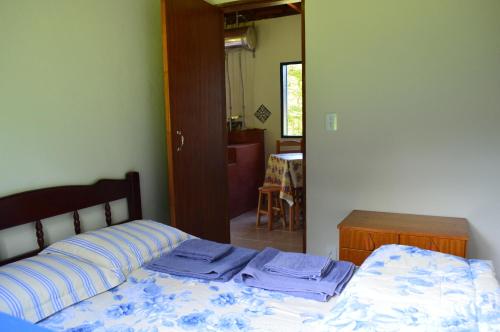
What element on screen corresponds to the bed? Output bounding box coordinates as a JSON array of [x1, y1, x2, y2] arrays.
[[0, 172, 498, 332]]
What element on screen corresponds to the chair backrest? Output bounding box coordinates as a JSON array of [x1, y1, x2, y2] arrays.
[[276, 139, 303, 154]]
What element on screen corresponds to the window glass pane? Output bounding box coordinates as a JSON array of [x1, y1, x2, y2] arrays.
[[282, 63, 302, 137]]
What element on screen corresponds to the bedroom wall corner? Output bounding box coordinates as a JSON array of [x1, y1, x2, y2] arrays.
[[0, 0, 169, 259]]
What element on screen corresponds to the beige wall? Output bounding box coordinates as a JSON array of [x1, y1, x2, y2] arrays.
[[306, 0, 500, 271], [226, 15, 302, 156], [0, 0, 168, 259]]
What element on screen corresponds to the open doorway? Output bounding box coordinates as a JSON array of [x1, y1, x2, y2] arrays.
[[220, 1, 306, 253]]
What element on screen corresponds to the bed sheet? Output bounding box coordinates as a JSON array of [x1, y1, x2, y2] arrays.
[[38, 267, 342, 332]]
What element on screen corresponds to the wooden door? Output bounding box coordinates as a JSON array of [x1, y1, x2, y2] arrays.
[[161, 0, 229, 243]]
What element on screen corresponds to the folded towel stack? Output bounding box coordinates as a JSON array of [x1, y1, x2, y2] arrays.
[[263, 251, 334, 280], [173, 238, 233, 262], [234, 247, 355, 301], [145, 239, 257, 282]]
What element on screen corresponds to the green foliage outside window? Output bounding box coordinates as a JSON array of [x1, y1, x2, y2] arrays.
[[282, 63, 302, 137]]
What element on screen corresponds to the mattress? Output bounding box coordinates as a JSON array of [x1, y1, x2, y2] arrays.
[[37, 244, 500, 332]]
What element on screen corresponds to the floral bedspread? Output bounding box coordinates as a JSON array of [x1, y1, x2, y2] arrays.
[[38, 244, 499, 332], [38, 268, 341, 332], [325, 245, 500, 332]]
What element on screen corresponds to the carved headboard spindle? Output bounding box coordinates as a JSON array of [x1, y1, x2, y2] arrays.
[[0, 171, 141, 266], [73, 211, 81, 234], [104, 202, 112, 226], [35, 220, 44, 250]]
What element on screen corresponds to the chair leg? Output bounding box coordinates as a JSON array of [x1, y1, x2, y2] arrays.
[[256, 190, 262, 227], [289, 203, 294, 231], [267, 192, 273, 231]]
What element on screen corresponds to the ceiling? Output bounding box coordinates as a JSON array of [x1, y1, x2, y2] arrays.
[[221, 1, 301, 25]]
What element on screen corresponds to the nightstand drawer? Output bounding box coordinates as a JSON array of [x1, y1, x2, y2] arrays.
[[399, 235, 467, 257], [340, 228, 398, 251], [339, 248, 372, 266]]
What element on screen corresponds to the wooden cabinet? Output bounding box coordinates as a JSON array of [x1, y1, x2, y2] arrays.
[[338, 210, 469, 266]]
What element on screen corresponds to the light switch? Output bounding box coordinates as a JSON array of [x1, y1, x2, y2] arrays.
[[325, 113, 337, 131]]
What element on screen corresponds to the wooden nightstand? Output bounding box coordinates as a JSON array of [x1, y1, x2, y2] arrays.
[[337, 210, 469, 266]]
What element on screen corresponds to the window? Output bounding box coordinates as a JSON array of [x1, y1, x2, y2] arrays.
[[281, 61, 303, 137]]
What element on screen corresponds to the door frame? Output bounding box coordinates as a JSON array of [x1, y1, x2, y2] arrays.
[[218, 0, 307, 253]]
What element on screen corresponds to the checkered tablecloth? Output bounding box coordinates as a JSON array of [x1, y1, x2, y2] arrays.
[[263, 153, 303, 205]]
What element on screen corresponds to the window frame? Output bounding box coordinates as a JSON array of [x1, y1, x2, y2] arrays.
[[280, 61, 303, 138]]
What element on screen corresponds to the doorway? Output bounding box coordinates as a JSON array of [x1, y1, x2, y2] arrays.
[[160, 0, 305, 250], [220, 1, 306, 253]]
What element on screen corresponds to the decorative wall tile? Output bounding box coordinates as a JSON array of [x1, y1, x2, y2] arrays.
[[254, 104, 271, 123]]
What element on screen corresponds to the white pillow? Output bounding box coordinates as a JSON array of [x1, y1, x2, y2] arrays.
[[0, 254, 123, 323], [40, 220, 191, 277]]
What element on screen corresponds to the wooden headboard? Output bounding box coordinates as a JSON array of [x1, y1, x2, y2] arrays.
[[0, 172, 142, 266]]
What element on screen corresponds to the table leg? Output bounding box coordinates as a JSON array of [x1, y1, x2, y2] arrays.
[[267, 192, 273, 231]]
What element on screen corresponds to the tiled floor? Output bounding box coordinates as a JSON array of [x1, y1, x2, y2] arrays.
[[230, 209, 303, 252]]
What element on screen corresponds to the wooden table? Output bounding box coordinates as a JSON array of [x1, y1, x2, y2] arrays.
[[338, 210, 469, 266], [263, 153, 303, 205]]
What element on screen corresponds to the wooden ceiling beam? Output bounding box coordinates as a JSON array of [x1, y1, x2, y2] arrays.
[[223, 2, 301, 25], [287, 3, 301, 13], [220, 0, 301, 14]]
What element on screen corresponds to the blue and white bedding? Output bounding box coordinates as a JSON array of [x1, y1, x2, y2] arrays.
[[37, 244, 499, 332], [0, 254, 123, 323], [38, 267, 343, 331], [325, 245, 500, 332]]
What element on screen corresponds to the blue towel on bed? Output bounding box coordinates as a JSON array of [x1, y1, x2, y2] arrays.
[[173, 239, 233, 262], [234, 247, 355, 301], [263, 251, 334, 280], [145, 246, 257, 282]]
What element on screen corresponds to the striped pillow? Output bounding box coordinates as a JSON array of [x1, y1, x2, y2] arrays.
[[0, 254, 123, 323], [40, 220, 191, 277]]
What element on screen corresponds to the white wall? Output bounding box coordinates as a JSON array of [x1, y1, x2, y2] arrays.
[[306, 0, 500, 272], [226, 15, 302, 156], [0, 0, 168, 259]]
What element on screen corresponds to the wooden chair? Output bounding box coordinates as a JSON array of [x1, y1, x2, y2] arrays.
[[256, 186, 286, 231], [276, 139, 303, 154]]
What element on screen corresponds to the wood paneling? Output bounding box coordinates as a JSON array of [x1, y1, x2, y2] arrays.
[[399, 235, 467, 257], [223, 3, 300, 24], [338, 210, 469, 265], [340, 229, 398, 251], [220, 0, 300, 13], [162, 0, 229, 243], [340, 248, 372, 267], [339, 210, 469, 239]]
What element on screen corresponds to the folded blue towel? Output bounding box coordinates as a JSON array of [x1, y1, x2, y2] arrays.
[[172, 239, 233, 262], [263, 251, 333, 280], [145, 246, 257, 282], [234, 247, 355, 301]]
